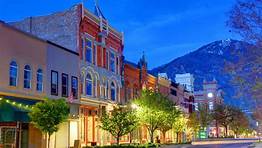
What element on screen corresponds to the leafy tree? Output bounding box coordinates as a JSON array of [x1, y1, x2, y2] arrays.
[[229, 107, 249, 137], [173, 115, 187, 143], [29, 98, 69, 148], [187, 112, 200, 140], [227, 0, 262, 116], [99, 105, 138, 145], [212, 104, 234, 137], [198, 104, 212, 128], [133, 89, 174, 143], [228, 0, 262, 47], [158, 107, 181, 143]]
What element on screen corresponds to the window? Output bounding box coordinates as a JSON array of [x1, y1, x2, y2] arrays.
[[110, 52, 115, 72], [171, 89, 177, 96], [24, 65, 31, 89], [9, 61, 18, 86], [111, 82, 116, 101], [93, 44, 96, 65], [106, 51, 109, 69], [72, 76, 78, 99], [86, 73, 92, 96], [85, 39, 92, 63], [209, 101, 214, 110], [36, 69, 43, 91], [195, 103, 199, 111], [62, 73, 68, 97], [51, 70, 58, 96]]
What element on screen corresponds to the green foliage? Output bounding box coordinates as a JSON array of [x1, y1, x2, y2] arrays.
[[100, 105, 138, 145], [187, 112, 200, 134], [29, 98, 69, 148], [133, 89, 176, 143], [228, 107, 249, 137], [198, 104, 212, 128]]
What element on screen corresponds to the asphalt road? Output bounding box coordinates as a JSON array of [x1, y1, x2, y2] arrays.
[[163, 142, 254, 148]]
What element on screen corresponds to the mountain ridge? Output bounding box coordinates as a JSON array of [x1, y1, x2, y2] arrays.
[[151, 39, 257, 110]]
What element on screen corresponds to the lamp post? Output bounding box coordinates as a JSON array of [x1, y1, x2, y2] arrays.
[[256, 121, 261, 142]]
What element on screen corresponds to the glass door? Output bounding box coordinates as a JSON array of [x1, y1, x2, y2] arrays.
[[0, 127, 17, 148]]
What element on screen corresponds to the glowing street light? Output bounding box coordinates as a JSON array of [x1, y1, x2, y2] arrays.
[[207, 92, 214, 98], [131, 103, 139, 110]]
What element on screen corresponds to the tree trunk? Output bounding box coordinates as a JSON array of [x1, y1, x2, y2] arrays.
[[225, 126, 228, 137], [163, 131, 166, 143], [176, 132, 179, 143], [129, 132, 132, 144], [48, 134, 50, 148], [216, 121, 219, 138], [116, 136, 120, 145], [150, 130, 154, 143]]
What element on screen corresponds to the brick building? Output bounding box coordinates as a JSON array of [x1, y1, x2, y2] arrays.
[[11, 3, 124, 146]]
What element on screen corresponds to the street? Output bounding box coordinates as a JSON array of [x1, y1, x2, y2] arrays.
[[162, 139, 257, 148], [163, 143, 253, 148]]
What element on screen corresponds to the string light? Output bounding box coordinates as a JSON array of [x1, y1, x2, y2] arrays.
[[0, 97, 32, 111]]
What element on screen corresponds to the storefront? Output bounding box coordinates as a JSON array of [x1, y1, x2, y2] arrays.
[[0, 96, 44, 148]]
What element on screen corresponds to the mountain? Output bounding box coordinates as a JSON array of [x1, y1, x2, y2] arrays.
[[151, 39, 258, 110]]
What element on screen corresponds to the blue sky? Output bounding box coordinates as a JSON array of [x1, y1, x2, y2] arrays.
[[0, 0, 239, 69]]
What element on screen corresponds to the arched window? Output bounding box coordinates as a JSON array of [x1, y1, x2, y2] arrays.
[[111, 82, 116, 101], [9, 61, 18, 86], [24, 65, 31, 89], [36, 69, 43, 91], [86, 73, 92, 96]]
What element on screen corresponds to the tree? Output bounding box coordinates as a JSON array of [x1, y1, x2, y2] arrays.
[[187, 112, 200, 140], [227, 0, 262, 114], [198, 104, 212, 128], [212, 104, 234, 137], [228, 0, 262, 47], [29, 98, 69, 148], [133, 89, 174, 143], [99, 105, 138, 145], [229, 107, 249, 137], [173, 115, 187, 143], [158, 107, 181, 143]]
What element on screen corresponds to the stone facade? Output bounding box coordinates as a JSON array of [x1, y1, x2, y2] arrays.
[[10, 4, 82, 52]]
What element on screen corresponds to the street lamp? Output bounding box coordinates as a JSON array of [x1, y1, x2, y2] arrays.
[[207, 92, 214, 98], [256, 121, 261, 142], [131, 103, 139, 110]]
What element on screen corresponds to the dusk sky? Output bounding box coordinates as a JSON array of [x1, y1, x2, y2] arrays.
[[0, 0, 239, 69]]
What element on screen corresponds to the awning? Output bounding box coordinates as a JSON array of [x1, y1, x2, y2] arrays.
[[0, 96, 39, 122]]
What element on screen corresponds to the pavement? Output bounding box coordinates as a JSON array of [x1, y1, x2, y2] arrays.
[[161, 138, 260, 148], [249, 142, 262, 148]]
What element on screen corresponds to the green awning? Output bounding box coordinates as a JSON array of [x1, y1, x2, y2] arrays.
[[0, 96, 39, 122]]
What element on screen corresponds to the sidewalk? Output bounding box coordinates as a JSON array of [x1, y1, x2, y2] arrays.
[[248, 142, 262, 148], [161, 144, 192, 148]]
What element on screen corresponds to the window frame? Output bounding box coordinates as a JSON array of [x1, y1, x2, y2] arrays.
[[62, 73, 69, 97], [110, 82, 116, 101], [71, 76, 78, 99], [85, 73, 92, 96], [23, 65, 31, 89], [36, 69, 43, 92], [51, 70, 58, 96], [109, 51, 116, 73], [9, 61, 18, 87], [85, 38, 93, 63]]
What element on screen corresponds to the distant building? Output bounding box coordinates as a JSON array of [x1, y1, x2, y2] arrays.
[[194, 78, 224, 138], [175, 73, 194, 92], [194, 78, 223, 111]]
